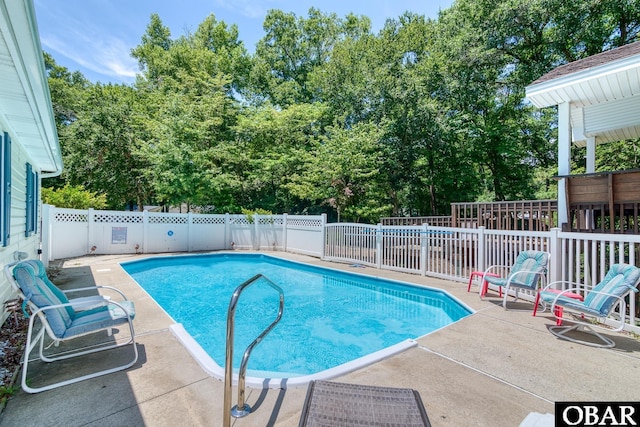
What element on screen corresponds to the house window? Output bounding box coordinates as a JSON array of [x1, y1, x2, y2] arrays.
[[1, 132, 11, 246], [25, 162, 38, 236]]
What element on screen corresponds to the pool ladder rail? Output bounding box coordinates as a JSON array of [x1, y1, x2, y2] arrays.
[[223, 274, 284, 427]]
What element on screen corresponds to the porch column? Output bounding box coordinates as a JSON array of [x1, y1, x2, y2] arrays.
[[557, 102, 571, 227], [585, 136, 596, 229], [586, 136, 596, 173]]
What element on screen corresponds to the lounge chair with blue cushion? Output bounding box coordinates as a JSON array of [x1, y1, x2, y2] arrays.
[[541, 263, 640, 348], [481, 250, 550, 310], [4, 259, 138, 393], [6, 259, 122, 311]]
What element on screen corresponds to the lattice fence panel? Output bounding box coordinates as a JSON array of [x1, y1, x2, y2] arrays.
[[288, 217, 323, 227], [192, 215, 226, 225], [148, 215, 188, 224], [93, 213, 144, 223], [229, 216, 251, 225], [54, 212, 88, 223], [259, 217, 283, 226]]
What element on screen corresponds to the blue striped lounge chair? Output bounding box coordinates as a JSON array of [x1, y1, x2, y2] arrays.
[[4, 259, 138, 393], [481, 250, 550, 310], [543, 263, 640, 348]]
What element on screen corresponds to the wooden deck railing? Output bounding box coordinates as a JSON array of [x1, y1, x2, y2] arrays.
[[559, 169, 640, 234], [381, 216, 452, 227], [382, 200, 558, 231], [451, 200, 558, 231]]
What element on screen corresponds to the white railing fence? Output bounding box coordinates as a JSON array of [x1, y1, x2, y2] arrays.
[[41, 205, 326, 261], [325, 224, 551, 282], [325, 223, 640, 332]]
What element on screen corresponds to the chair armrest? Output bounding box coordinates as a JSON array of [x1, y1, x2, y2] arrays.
[[31, 299, 108, 317], [506, 269, 546, 288], [63, 285, 128, 300], [32, 298, 134, 318], [549, 287, 584, 302], [68, 296, 110, 310], [550, 288, 625, 315], [541, 281, 584, 292], [482, 265, 511, 275]]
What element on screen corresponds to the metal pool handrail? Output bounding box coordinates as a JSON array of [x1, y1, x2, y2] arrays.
[[223, 274, 284, 427]]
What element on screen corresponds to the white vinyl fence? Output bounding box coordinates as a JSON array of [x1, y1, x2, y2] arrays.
[[325, 224, 552, 280], [41, 205, 326, 261]]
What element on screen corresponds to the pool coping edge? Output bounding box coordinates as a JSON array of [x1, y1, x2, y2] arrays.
[[169, 323, 418, 389]]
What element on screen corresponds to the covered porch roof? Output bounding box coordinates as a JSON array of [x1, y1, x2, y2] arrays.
[[526, 41, 640, 147], [0, 1, 62, 174], [525, 41, 640, 230]]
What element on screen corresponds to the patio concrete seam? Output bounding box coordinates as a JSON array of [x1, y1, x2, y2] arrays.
[[475, 310, 552, 335], [77, 376, 215, 427], [416, 345, 554, 405], [472, 304, 501, 314], [135, 327, 171, 337], [135, 376, 212, 405]]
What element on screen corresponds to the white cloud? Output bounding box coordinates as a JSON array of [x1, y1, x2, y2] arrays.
[[42, 33, 138, 83], [36, 1, 138, 83]]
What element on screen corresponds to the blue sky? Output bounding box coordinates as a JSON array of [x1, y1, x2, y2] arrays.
[[33, 0, 453, 84]]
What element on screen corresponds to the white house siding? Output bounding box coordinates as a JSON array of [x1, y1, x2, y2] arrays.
[[0, 135, 41, 324], [0, 1, 62, 326]]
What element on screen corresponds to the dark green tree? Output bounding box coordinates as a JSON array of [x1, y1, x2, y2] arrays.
[[250, 8, 371, 106], [63, 83, 153, 210]]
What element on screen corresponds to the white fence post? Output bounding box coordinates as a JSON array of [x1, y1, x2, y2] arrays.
[[143, 210, 149, 254], [549, 227, 561, 285], [282, 213, 288, 252], [87, 208, 95, 254], [420, 223, 428, 276], [40, 204, 52, 265], [320, 214, 327, 259], [477, 226, 486, 272], [376, 223, 382, 269], [225, 213, 230, 249], [188, 212, 193, 252], [254, 213, 260, 250]]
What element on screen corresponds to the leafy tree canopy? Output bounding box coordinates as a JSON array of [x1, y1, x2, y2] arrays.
[[44, 1, 640, 220]]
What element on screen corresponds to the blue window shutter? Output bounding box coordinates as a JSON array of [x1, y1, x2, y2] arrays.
[[25, 162, 33, 236], [35, 171, 39, 233], [3, 132, 11, 246]]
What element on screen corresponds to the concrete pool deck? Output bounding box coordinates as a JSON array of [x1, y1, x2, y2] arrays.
[[1, 252, 639, 426]]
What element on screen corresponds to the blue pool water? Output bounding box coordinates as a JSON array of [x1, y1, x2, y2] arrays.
[[121, 253, 471, 378]]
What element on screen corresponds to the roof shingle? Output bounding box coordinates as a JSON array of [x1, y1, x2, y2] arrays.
[[532, 41, 640, 85]]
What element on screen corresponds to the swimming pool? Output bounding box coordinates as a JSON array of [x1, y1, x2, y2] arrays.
[[121, 253, 472, 388]]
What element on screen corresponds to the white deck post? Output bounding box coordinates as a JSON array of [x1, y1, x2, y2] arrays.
[[557, 102, 572, 229], [586, 136, 596, 173], [585, 136, 597, 228]]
